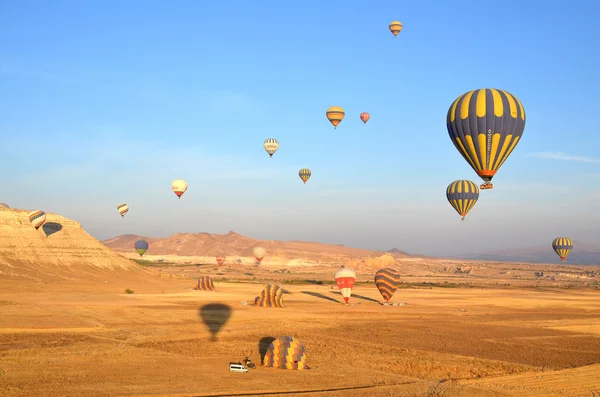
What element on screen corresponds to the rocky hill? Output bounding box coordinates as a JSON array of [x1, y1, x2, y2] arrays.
[[0, 208, 147, 285]]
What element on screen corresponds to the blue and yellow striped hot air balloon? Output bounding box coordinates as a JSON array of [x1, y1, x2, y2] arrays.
[[552, 237, 573, 262], [446, 180, 479, 221], [298, 168, 311, 184], [262, 336, 307, 370], [446, 89, 526, 190]]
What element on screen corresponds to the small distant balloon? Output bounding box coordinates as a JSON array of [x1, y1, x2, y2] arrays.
[[264, 138, 279, 158], [389, 21, 403, 37], [134, 240, 149, 257], [446, 180, 479, 221], [360, 112, 370, 124], [117, 203, 129, 218], [200, 303, 232, 342], [326, 106, 345, 129], [299, 168, 311, 184], [216, 255, 225, 266], [552, 237, 573, 262], [253, 247, 266, 263], [172, 180, 188, 199], [28, 210, 46, 230]]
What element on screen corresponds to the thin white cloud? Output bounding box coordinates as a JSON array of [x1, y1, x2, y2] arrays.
[[528, 152, 600, 164]]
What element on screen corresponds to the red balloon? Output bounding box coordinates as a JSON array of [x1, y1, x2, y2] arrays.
[[360, 112, 370, 124]]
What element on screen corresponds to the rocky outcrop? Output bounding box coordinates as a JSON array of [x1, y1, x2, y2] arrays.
[[0, 208, 145, 282]]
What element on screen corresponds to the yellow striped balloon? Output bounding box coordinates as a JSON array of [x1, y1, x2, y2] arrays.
[[446, 89, 526, 190], [446, 180, 479, 221], [298, 168, 311, 184], [552, 237, 573, 262], [263, 138, 279, 157], [326, 106, 345, 129], [389, 21, 403, 37], [117, 203, 129, 218], [28, 210, 46, 230]]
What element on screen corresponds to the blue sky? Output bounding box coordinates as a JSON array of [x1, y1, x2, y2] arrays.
[[1, 0, 599, 257]]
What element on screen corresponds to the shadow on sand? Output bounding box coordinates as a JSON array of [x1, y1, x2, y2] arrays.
[[281, 288, 292, 295], [330, 291, 379, 303], [258, 336, 276, 364], [42, 222, 62, 237], [301, 291, 340, 303], [199, 303, 231, 342]]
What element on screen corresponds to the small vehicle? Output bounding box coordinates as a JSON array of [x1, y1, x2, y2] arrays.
[[229, 362, 248, 373]]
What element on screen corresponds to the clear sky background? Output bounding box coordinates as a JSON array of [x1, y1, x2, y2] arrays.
[[1, 0, 599, 257]]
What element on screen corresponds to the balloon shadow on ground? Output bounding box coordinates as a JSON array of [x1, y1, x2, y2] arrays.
[[330, 291, 379, 303], [258, 336, 276, 364], [301, 291, 339, 303], [281, 288, 292, 295], [42, 222, 62, 237], [199, 303, 231, 342]]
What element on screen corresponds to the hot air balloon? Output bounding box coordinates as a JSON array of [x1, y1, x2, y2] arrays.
[[134, 240, 149, 257], [374, 268, 401, 303], [446, 89, 526, 190], [200, 303, 231, 342], [216, 255, 225, 266], [334, 266, 356, 304], [0, 203, 9, 208], [326, 106, 345, 129], [253, 246, 266, 263], [389, 21, 403, 37], [360, 112, 370, 124], [299, 168, 311, 184], [446, 180, 479, 221], [172, 179, 188, 199], [264, 138, 279, 158], [262, 336, 307, 370], [28, 210, 46, 230], [117, 203, 129, 218], [552, 237, 573, 262]]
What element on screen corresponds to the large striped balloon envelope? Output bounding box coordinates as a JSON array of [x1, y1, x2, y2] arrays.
[[262, 336, 307, 370], [374, 268, 401, 302]]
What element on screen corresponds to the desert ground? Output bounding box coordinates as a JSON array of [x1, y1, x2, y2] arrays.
[[2, 263, 600, 397], [1, 209, 600, 397]]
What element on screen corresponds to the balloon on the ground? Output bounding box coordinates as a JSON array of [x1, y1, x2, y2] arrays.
[[326, 106, 345, 129], [446, 89, 526, 190], [299, 168, 311, 184], [263, 138, 279, 157], [374, 268, 401, 302], [0, 203, 9, 208], [134, 240, 149, 257], [195, 276, 215, 291], [28, 210, 46, 230], [262, 336, 307, 370], [389, 21, 403, 37], [171, 179, 188, 199], [552, 237, 573, 262], [117, 204, 129, 218], [254, 284, 284, 307], [446, 180, 479, 221], [334, 266, 356, 304]]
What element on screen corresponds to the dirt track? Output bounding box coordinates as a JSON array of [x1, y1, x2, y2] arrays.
[[1, 266, 600, 397]]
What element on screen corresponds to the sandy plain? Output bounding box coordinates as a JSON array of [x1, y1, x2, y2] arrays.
[[2, 262, 600, 397]]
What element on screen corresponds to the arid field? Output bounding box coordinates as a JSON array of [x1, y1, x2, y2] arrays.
[[1, 209, 600, 397]]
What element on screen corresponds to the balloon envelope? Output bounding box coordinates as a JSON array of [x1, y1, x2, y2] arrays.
[[0, 203, 9, 208], [334, 267, 356, 304], [299, 168, 311, 184], [360, 112, 370, 124], [200, 303, 231, 342], [326, 106, 345, 128], [446, 89, 526, 188], [374, 268, 401, 302], [117, 203, 129, 217], [552, 237, 573, 262], [446, 180, 479, 220], [264, 138, 279, 157], [134, 240, 149, 257], [389, 21, 403, 37], [253, 247, 266, 262], [216, 255, 225, 266], [28, 210, 46, 230], [172, 180, 188, 199]]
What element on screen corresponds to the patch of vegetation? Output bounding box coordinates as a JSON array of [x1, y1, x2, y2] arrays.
[[125, 289, 134, 294]]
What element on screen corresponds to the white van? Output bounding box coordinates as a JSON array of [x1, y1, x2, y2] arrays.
[[229, 362, 249, 373]]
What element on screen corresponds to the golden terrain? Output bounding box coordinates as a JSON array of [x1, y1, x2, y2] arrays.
[[1, 209, 600, 397]]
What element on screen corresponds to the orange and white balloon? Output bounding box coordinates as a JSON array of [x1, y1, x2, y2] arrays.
[[172, 179, 188, 199]]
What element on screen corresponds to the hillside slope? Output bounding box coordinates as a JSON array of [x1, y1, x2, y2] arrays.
[[0, 208, 147, 285]]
